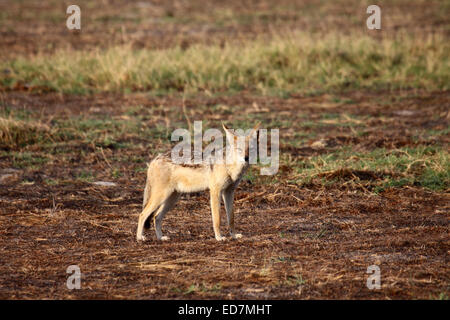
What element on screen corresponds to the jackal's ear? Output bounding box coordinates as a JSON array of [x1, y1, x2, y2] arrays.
[[222, 122, 230, 132], [222, 122, 235, 145], [246, 122, 261, 142]]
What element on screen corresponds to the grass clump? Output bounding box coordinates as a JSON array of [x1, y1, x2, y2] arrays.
[[0, 115, 52, 149], [294, 147, 449, 191], [1, 32, 448, 94], [0, 106, 169, 151]]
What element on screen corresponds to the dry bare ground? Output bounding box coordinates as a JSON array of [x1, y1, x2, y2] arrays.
[[0, 0, 448, 299]]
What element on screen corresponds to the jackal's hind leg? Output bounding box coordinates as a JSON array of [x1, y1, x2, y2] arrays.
[[153, 192, 180, 241], [137, 190, 172, 241], [142, 178, 153, 229], [136, 201, 160, 241]]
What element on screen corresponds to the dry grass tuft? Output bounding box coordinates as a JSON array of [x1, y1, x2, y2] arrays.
[[0, 117, 51, 149]]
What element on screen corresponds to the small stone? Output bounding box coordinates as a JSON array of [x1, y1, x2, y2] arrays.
[[245, 288, 264, 293], [92, 181, 117, 187], [0, 168, 22, 184], [393, 110, 416, 116], [0, 173, 20, 184], [0, 168, 21, 174]]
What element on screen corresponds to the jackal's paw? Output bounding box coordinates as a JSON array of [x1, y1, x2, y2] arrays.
[[160, 236, 170, 241], [215, 235, 227, 241], [136, 235, 146, 242], [232, 233, 243, 239]]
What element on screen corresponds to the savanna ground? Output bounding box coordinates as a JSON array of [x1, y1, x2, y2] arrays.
[[0, 0, 449, 299]]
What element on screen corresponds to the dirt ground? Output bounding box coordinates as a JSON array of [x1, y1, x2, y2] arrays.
[[0, 0, 449, 299], [1, 89, 448, 299]]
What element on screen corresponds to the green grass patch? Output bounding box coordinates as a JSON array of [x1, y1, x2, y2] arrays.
[[183, 283, 222, 295], [293, 146, 449, 191], [8, 151, 49, 169], [76, 170, 94, 182], [284, 274, 306, 286]]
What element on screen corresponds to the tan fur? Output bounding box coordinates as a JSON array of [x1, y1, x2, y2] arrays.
[[136, 123, 260, 242]]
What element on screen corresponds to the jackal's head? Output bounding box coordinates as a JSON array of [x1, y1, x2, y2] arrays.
[[222, 122, 260, 164]]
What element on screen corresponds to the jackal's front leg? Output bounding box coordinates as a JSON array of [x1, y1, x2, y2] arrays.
[[210, 188, 226, 241], [222, 187, 242, 239]]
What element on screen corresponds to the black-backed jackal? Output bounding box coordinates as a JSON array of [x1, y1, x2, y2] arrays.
[[136, 123, 260, 241]]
